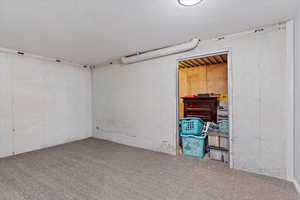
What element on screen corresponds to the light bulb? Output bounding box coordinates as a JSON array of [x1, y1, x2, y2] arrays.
[[178, 0, 204, 6]]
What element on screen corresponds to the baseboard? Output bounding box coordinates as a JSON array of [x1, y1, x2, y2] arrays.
[[293, 179, 300, 195]]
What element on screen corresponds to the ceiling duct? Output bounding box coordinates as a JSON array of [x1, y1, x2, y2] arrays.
[[121, 38, 200, 64]]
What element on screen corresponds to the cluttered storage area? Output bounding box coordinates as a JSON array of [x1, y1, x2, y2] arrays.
[[178, 54, 230, 164]]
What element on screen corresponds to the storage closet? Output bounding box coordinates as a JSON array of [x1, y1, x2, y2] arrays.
[[178, 54, 230, 164]]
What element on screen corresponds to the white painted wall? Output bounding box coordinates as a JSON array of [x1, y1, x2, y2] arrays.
[[0, 52, 92, 158], [92, 26, 291, 179], [294, 7, 300, 189]]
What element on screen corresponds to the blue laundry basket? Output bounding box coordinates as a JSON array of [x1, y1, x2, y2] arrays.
[[180, 117, 204, 135], [181, 134, 207, 158]]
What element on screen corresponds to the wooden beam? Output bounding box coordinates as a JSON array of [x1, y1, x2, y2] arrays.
[[202, 57, 213, 65], [185, 60, 196, 67], [198, 58, 208, 65], [210, 56, 219, 64], [217, 55, 225, 63], [190, 59, 202, 67], [179, 62, 189, 68], [194, 59, 205, 66], [182, 60, 194, 67], [221, 54, 227, 62], [207, 56, 217, 64], [179, 61, 186, 66], [196, 58, 206, 65], [179, 63, 186, 68]]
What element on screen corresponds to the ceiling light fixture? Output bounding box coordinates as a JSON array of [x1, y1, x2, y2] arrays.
[[178, 0, 204, 6]]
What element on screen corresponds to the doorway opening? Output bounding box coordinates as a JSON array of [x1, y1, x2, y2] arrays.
[[177, 52, 232, 166]]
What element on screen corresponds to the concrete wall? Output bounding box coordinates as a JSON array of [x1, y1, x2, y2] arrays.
[[0, 52, 92, 158], [294, 8, 300, 188], [92, 26, 291, 179]]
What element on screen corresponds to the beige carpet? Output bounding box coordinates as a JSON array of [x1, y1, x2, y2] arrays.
[[0, 138, 298, 200]]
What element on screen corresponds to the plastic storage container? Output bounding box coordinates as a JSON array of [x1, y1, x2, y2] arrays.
[[208, 132, 229, 149], [218, 120, 229, 133], [209, 146, 229, 163], [181, 134, 207, 158], [180, 117, 204, 135]]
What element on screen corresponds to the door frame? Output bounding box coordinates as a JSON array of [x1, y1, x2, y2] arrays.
[[175, 48, 234, 168]]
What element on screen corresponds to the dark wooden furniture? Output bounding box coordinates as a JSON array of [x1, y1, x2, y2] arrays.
[[182, 97, 218, 122]]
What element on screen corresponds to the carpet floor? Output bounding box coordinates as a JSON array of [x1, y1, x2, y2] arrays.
[[0, 138, 298, 200]]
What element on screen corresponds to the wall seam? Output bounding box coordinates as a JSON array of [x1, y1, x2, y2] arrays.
[[286, 20, 295, 181], [9, 56, 15, 155], [90, 67, 95, 138]]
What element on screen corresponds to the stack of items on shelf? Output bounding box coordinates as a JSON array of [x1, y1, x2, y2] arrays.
[[217, 94, 229, 121], [208, 130, 229, 163], [208, 94, 230, 163], [179, 117, 207, 158], [217, 94, 229, 134]]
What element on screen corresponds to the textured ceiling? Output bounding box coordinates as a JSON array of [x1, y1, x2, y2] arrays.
[[0, 0, 299, 65]]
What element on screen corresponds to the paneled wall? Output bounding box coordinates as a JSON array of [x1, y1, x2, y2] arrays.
[[0, 52, 92, 158], [294, 8, 300, 188], [92, 26, 290, 179]]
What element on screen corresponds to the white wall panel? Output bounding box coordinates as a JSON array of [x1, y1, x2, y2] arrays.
[[12, 57, 47, 153], [0, 53, 14, 157], [0, 53, 92, 157], [294, 7, 300, 188], [92, 27, 290, 179]]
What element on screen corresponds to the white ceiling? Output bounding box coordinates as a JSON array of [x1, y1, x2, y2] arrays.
[[0, 0, 299, 65]]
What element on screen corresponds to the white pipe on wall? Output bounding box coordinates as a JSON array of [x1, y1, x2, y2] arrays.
[[121, 38, 200, 64]]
